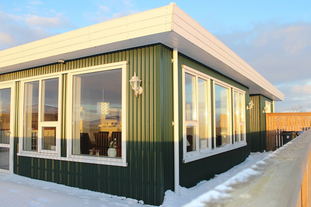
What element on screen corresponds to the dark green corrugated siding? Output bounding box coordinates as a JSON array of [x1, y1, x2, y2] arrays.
[[260, 95, 273, 151], [6, 44, 172, 206], [249, 95, 273, 152], [178, 54, 250, 188], [250, 95, 261, 151], [160, 46, 174, 192]]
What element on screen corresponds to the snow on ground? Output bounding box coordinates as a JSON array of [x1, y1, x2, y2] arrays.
[[0, 152, 270, 207], [0, 174, 149, 207], [161, 151, 271, 207]]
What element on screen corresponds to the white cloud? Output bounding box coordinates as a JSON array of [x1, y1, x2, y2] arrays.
[[123, 0, 135, 7], [25, 13, 69, 28], [98, 5, 111, 13], [0, 32, 14, 46], [217, 22, 311, 85], [291, 82, 311, 95], [216, 22, 311, 112], [84, 0, 139, 23], [0, 10, 71, 50], [262, 25, 311, 54], [112, 10, 137, 19], [28, 1, 42, 6]]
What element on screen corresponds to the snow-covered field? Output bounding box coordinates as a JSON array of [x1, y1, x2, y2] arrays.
[[0, 152, 270, 207]]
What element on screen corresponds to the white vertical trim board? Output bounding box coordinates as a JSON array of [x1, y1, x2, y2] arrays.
[[173, 49, 180, 194]]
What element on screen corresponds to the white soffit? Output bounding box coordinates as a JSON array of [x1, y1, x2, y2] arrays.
[[0, 3, 284, 101]]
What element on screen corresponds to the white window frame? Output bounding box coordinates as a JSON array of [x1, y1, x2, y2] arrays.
[[213, 81, 232, 148], [182, 65, 212, 162], [233, 89, 246, 143], [0, 81, 15, 174], [182, 65, 247, 163], [67, 62, 127, 167], [19, 74, 62, 157]]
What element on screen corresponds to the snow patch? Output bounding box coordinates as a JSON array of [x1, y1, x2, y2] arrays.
[[256, 160, 266, 165], [0, 152, 270, 207], [35, 197, 50, 203], [223, 168, 260, 186]]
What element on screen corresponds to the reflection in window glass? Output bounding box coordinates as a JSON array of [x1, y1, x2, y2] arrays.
[[240, 94, 245, 141], [234, 92, 245, 143], [0, 88, 11, 144], [185, 73, 196, 121], [72, 69, 122, 158], [42, 127, 56, 151], [0, 147, 9, 170], [42, 78, 58, 121], [198, 78, 208, 149], [186, 126, 196, 152], [234, 91, 240, 142], [215, 84, 229, 147], [23, 81, 39, 151]]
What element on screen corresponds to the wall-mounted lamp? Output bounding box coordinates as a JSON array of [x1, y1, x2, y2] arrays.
[[58, 59, 65, 64], [246, 100, 254, 110], [129, 72, 143, 97], [263, 106, 268, 113]]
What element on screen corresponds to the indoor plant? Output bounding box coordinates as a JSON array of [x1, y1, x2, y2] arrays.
[[107, 138, 117, 157]]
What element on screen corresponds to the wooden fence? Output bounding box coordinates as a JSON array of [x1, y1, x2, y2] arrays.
[[266, 112, 311, 151]]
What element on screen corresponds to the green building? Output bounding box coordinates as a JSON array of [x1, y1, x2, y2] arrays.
[[0, 3, 283, 205]]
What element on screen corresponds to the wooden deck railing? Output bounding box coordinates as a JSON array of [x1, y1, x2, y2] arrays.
[[185, 130, 311, 207], [266, 112, 311, 151]]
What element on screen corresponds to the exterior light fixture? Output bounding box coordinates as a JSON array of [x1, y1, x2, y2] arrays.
[[246, 100, 254, 110], [263, 106, 268, 113], [58, 59, 65, 63], [129, 72, 143, 97]]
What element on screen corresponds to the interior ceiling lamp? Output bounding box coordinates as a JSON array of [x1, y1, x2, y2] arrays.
[[97, 102, 110, 115], [246, 100, 254, 110], [129, 72, 143, 97]]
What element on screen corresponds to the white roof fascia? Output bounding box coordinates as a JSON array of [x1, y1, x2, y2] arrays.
[[169, 4, 284, 101], [0, 3, 284, 101]]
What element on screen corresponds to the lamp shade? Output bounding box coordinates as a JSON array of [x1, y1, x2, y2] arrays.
[[129, 73, 142, 91]]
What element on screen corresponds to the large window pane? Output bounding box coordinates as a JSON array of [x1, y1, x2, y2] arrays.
[[42, 127, 56, 151], [72, 69, 122, 158], [198, 78, 208, 149], [234, 92, 245, 143], [185, 73, 196, 121], [0, 88, 11, 144], [23, 81, 39, 151], [42, 78, 58, 121], [240, 93, 245, 141], [234, 91, 240, 142], [215, 84, 229, 147], [186, 126, 196, 152], [0, 147, 9, 170]]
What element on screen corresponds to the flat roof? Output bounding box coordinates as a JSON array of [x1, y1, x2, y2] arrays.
[[0, 3, 284, 101]]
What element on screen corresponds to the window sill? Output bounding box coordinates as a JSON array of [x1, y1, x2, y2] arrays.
[[0, 169, 10, 174], [17, 153, 128, 167], [183, 141, 247, 163], [18, 151, 59, 158], [68, 154, 127, 167]]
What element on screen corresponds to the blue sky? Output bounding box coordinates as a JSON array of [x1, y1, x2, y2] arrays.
[[1, 0, 311, 112]]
